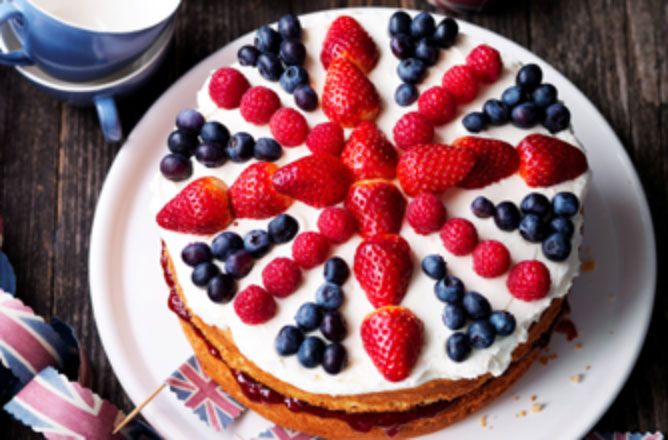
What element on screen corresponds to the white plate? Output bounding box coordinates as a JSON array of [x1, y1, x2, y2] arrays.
[[89, 8, 656, 440]]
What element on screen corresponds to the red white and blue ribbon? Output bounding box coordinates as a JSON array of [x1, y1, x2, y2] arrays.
[[257, 425, 320, 440]]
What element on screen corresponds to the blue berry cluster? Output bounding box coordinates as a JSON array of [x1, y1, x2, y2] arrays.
[[463, 63, 571, 134], [237, 15, 318, 112], [471, 192, 580, 262], [181, 214, 299, 302], [388, 11, 459, 106], [421, 255, 516, 362], [275, 257, 350, 374]]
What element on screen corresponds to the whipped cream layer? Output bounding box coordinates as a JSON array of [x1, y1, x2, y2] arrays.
[[152, 10, 590, 396]]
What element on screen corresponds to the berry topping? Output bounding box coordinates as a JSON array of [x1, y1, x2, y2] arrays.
[[433, 17, 459, 48], [415, 38, 439, 66], [462, 291, 492, 320], [257, 52, 284, 81], [550, 217, 575, 238], [516, 64, 542, 90], [390, 34, 414, 60], [198, 121, 230, 146], [280, 65, 309, 93], [434, 275, 464, 303], [280, 40, 307, 67], [410, 12, 435, 40], [208, 67, 250, 109], [397, 58, 427, 84], [253, 137, 282, 162], [278, 14, 302, 39], [306, 122, 345, 156], [160, 154, 192, 182], [446, 332, 471, 362], [168, 129, 197, 156], [243, 229, 272, 258], [395, 83, 419, 107], [269, 108, 309, 147], [225, 250, 254, 278], [316, 283, 344, 310], [207, 273, 237, 304], [417, 86, 456, 125], [483, 99, 510, 125], [489, 311, 516, 336], [345, 180, 406, 237], [295, 302, 323, 331], [294, 85, 319, 111], [212, 232, 243, 261], [262, 257, 302, 298], [292, 232, 330, 269], [542, 233, 572, 261], [388, 11, 411, 36], [230, 162, 293, 219], [532, 83, 557, 107], [421, 254, 446, 280], [443, 304, 466, 330], [440, 218, 478, 256], [298, 336, 325, 368], [195, 142, 226, 168], [465, 44, 502, 83], [393, 112, 434, 150], [254, 25, 281, 54], [517, 134, 588, 187], [317, 207, 356, 244], [237, 45, 260, 66], [192, 262, 219, 287], [239, 86, 281, 125], [322, 342, 348, 375], [501, 85, 528, 108], [176, 108, 204, 133], [468, 320, 496, 349], [323, 257, 351, 285], [519, 214, 548, 242], [320, 16, 379, 74], [268, 213, 299, 244], [471, 196, 495, 218], [462, 112, 488, 133], [275, 325, 304, 356], [397, 144, 476, 196], [507, 260, 551, 301], [406, 192, 447, 235], [472, 240, 511, 278], [494, 201, 521, 231], [543, 103, 571, 133], [342, 122, 398, 180], [182, 242, 212, 267], [520, 192, 551, 218], [442, 65, 479, 104], [320, 310, 347, 342], [453, 136, 519, 189], [511, 102, 541, 128], [552, 192, 580, 217], [234, 285, 276, 325]]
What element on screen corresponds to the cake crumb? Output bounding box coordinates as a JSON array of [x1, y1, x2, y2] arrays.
[[570, 374, 583, 383], [531, 403, 545, 413], [530, 394, 537, 401], [580, 259, 596, 272], [575, 342, 584, 350], [479, 415, 488, 428], [516, 409, 527, 418]]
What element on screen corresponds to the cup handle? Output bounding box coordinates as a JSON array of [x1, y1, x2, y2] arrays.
[[94, 96, 123, 143], [0, 3, 32, 66]]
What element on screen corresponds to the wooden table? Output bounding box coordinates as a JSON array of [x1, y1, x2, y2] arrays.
[[1, 0, 665, 437]]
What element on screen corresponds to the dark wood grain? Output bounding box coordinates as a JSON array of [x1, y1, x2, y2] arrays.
[[0, 0, 665, 437]]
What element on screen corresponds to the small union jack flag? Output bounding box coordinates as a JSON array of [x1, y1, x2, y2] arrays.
[[167, 355, 246, 431], [258, 425, 321, 440]]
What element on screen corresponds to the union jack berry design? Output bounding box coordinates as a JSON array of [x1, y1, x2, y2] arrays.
[[167, 355, 246, 431], [258, 425, 322, 440]]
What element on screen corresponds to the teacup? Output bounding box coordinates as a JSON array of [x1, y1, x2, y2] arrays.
[[0, 0, 180, 81]]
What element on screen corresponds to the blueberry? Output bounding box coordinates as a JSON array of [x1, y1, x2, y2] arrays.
[[243, 229, 272, 258], [176, 108, 204, 132], [516, 64, 543, 90], [280, 65, 309, 93], [237, 44, 260, 66], [181, 242, 212, 267], [494, 201, 521, 231], [279, 39, 306, 66], [254, 137, 282, 161], [501, 85, 528, 108], [462, 112, 488, 133], [323, 257, 350, 285], [254, 25, 281, 54], [278, 14, 301, 39], [410, 12, 435, 40], [550, 216, 574, 238], [543, 103, 571, 133], [397, 58, 426, 84], [257, 52, 284, 81], [295, 302, 323, 332], [168, 129, 197, 156], [275, 325, 304, 356], [390, 34, 414, 60], [414, 38, 439, 66], [435, 275, 464, 304], [462, 291, 491, 320], [195, 142, 226, 167], [442, 304, 466, 330], [395, 83, 419, 107], [421, 255, 446, 280], [519, 213, 548, 242], [552, 192, 580, 217], [322, 342, 347, 375], [192, 262, 220, 287], [483, 99, 510, 125], [520, 193, 551, 218], [532, 83, 557, 107], [471, 196, 495, 218], [489, 311, 516, 336], [207, 273, 237, 303], [268, 214, 299, 244], [294, 85, 318, 111], [511, 102, 542, 128], [432, 17, 459, 48], [542, 233, 572, 262], [446, 332, 471, 362], [298, 336, 325, 368], [320, 310, 347, 342], [315, 283, 344, 310], [226, 132, 255, 162], [212, 231, 243, 261], [160, 154, 192, 181], [199, 121, 230, 145], [388, 10, 412, 36], [467, 320, 496, 349], [224, 250, 254, 278]]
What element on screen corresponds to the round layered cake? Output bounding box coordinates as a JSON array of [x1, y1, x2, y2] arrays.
[[152, 9, 589, 438]]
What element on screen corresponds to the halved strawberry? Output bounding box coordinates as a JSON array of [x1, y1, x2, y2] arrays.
[[354, 234, 413, 308], [272, 154, 353, 208], [157, 177, 233, 234], [229, 162, 293, 219], [322, 58, 381, 128], [341, 122, 398, 180], [361, 306, 424, 382], [517, 134, 588, 187], [320, 16, 379, 74], [453, 136, 519, 189], [345, 180, 406, 237], [396, 144, 476, 196]]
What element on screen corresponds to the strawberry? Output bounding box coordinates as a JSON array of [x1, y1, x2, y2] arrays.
[[322, 58, 381, 128], [396, 144, 476, 196], [417, 86, 457, 125], [234, 285, 277, 324], [270, 108, 309, 147], [465, 44, 502, 84], [341, 122, 398, 180], [406, 192, 447, 235], [472, 240, 511, 278], [240, 86, 281, 125], [292, 232, 330, 269], [306, 122, 345, 156], [230, 162, 293, 219], [345, 180, 406, 237], [453, 136, 519, 189], [360, 306, 424, 382], [208, 67, 250, 109], [272, 154, 353, 208], [440, 218, 478, 256], [441, 64, 479, 104], [517, 134, 588, 187], [262, 257, 302, 298], [320, 16, 379, 74], [317, 207, 357, 244], [354, 234, 413, 308], [156, 177, 233, 234], [507, 260, 551, 301], [393, 112, 435, 150]]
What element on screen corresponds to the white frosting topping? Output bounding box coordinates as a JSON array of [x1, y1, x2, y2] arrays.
[[152, 11, 590, 396]]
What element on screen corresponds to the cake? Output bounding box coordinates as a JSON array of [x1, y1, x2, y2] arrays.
[[152, 9, 590, 438]]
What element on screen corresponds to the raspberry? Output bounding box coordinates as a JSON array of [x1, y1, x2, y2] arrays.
[[406, 192, 447, 235], [233, 284, 277, 324], [472, 240, 510, 278], [208, 67, 250, 109], [440, 218, 478, 256], [240, 86, 281, 124], [392, 112, 434, 150], [270, 108, 309, 147], [292, 232, 330, 268], [506, 260, 551, 301], [262, 257, 302, 298], [441, 65, 479, 104], [417, 87, 456, 125], [317, 207, 357, 243], [465, 44, 502, 84], [306, 122, 345, 156]]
